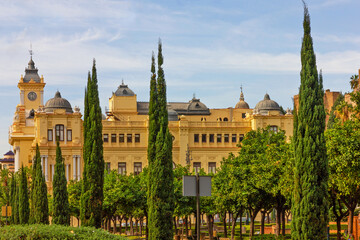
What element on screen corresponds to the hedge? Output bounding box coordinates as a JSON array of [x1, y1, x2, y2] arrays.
[[0, 224, 127, 240]]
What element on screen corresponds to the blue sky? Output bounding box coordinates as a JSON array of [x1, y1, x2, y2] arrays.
[[0, 0, 359, 155]]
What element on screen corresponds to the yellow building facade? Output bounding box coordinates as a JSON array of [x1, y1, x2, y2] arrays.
[[9, 58, 293, 184]]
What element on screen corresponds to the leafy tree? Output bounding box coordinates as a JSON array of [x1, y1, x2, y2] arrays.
[[81, 59, 104, 228], [327, 93, 344, 129], [326, 120, 360, 236], [52, 141, 70, 225], [68, 180, 82, 223], [148, 40, 174, 240], [292, 3, 328, 239], [0, 169, 10, 208], [18, 166, 30, 224]]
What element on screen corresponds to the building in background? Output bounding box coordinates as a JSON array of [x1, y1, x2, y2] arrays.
[[8, 57, 293, 186], [0, 150, 15, 172]]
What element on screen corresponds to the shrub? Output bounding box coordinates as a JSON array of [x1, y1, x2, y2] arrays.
[[0, 224, 127, 240]]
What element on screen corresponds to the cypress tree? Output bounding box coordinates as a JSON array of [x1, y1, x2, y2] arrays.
[[80, 59, 104, 228], [29, 147, 38, 224], [33, 144, 49, 224], [52, 141, 70, 225], [148, 40, 175, 240], [147, 52, 158, 239], [10, 173, 19, 224], [18, 166, 30, 224], [291, 3, 328, 239]]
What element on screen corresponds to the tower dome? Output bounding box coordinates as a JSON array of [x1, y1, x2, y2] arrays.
[[114, 80, 135, 96], [44, 91, 73, 113], [235, 86, 250, 109], [23, 56, 41, 83], [254, 93, 281, 115]]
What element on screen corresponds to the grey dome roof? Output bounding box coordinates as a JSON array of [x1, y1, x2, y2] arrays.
[[44, 91, 73, 113], [254, 93, 281, 115], [23, 57, 41, 83], [235, 90, 249, 109], [167, 105, 178, 121], [188, 98, 209, 111], [114, 81, 135, 96]]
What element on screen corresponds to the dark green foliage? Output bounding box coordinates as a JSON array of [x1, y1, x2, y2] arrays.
[[18, 166, 29, 224], [52, 141, 70, 225], [33, 144, 49, 224], [327, 93, 344, 129], [9, 173, 19, 224], [80, 59, 104, 228], [147, 40, 174, 240], [292, 3, 328, 239], [0, 224, 127, 240]]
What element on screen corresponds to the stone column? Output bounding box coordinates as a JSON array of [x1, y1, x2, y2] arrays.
[[64, 126, 67, 144], [20, 90, 24, 105], [53, 127, 56, 144], [40, 90, 44, 106], [66, 164, 69, 182], [14, 146, 20, 172], [73, 156, 76, 180], [51, 164, 54, 181], [45, 156, 48, 182], [77, 156, 81, 180]]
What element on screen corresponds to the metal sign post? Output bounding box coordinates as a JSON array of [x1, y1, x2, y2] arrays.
[[183, 174, 212, 240]]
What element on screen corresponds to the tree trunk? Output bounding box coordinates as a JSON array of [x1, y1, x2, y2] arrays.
[[222, 212, 228, 238], [135, 219, 139, 234], [348, 209, 354, 236], [174, 217, 178, 234], [140, 218, 143, 236], [239, 210, 243, 240], [107, 217, 111, 231], [281, 208, 286, 235], [276, 207, 282, 236], [228, 212, 232, 230], [119, 216, 123, 234], [130, 216, 134, 235], [207, 214, 214, 240], [249, 209, 260, 239], [336, 217, 342, 240], [260, 211, 265, 235], [113, 217, 117, 233], [185, 216, 189, 237], [231, 212, 240, 240], [125, 218, 128, 232]]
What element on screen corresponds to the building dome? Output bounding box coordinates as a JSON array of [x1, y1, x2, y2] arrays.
[[235, 87, 250, 109], [188, 97, 209, 112], [44, 91, 73, 113], [23, 57, 41, 83], [114, 81, 135, 96], [254, 93, 281, 115]]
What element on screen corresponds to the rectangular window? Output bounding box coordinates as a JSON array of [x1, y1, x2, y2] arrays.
[[67, 130, 72, 141], [127, 134, 132, 143], [193, 162, 201, 174], [239, 134, 244, 142], [194, 134, 199, 143], [119, 134, 124, 143], [134, 162, 142, 175], [103, 134, 109, 143], [217, 134, 222, 143], [48, 129, 53, 141], [242, 113, 246, 118], [224, 134, 229, 143], [208, 162, 216, 174], [270, 126, 278, 133], [55, 125, 64, 141], [105, 162, 111, 173], [232, 134, 237, 143], [202, 134, 207, 143], [209, 134, 214, 143], [135, 134, 140, 143], [118, 162, 126, 175], [111, 134, 116, 143]]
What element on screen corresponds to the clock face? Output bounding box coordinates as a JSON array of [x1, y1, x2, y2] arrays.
[[28, 92, 37, 101]]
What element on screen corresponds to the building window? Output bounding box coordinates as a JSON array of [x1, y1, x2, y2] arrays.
[[239, 134, 244, 142], [67, 130, 72, 141], [269, 125, 278, 133], [209, 134, 214, 143], [232, 134, 237, 143], [103, 134, 109, 143], [193, 162, 201, 174], [119, 134, 124, 143], [202, 134, 207, 143], [223, 117, 228, 121], [242, 113, 246, 118], [224, 134, 229, 143], [194, 134, 199, 143], [127, 134, 132, 143], [135, 134, 140, 143], [48, 129, 53, 141], [208, 162, 216, 174], [55, 125, 64, 141], [105, 162, 111, 173], [111, 134, 116, 143], [134, 162, 142, 175], [118, 162, 126, 175], [217, 134, 222, 143]]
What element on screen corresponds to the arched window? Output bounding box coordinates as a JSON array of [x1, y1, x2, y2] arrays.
[[269, 125, 278, 133], [223, 117, 228, 121]]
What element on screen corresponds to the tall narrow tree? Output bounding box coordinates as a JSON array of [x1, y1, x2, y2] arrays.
[[148, 40, 175, 240], [53, 141, 70, 225], [291, 3, 328, 239], [33, 144, 49, 224], [9, 173, 19, 224], [147, 52, 158, 239], [18, 166, 30, 224], [80, 59, 104, 228]]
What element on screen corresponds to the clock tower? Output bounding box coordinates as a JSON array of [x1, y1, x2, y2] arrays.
[[9, 54, 46, 171]]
